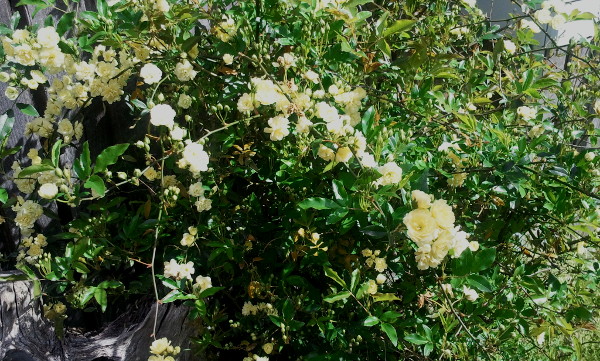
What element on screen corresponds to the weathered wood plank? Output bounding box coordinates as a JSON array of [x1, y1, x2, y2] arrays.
[[0, 271, 199, 361]]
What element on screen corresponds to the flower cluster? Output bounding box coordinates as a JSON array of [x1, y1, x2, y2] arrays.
[[163, 259, 195, 280], [535, 0, 567, 30], [212, 16, 237, 42], [404, 191, 479, 270], [17, 233, 48, 263], [241, 301, 279, 316], [237, 65, 398, 176], [148, 337, 181, 361]]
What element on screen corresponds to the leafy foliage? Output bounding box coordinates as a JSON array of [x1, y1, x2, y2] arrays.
[[0, 0, 599, 360]]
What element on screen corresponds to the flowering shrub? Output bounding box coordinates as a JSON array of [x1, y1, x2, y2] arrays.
[[0, 0, 599, 360]]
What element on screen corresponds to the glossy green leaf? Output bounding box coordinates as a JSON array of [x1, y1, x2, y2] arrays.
[[383, 19, 416, 37], [16, 103, 39, 117], [380, 323, 398, 346], [18, 164, 56, 178], [84, 175, 106, 197], [363, 316, 380, 327], [324, 290, 351, 303], [298, 197, 340, 210], [94, 144, 129, 174], [94, 288, 108, 312], [323, 266, 347, 288]]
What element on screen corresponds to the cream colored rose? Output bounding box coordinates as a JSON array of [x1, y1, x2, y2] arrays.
[[430, 199, 455, 230], [36, 27, 60, 48], [317, 144, 335, 162], [295, 116, 312, 134], [463, 286, 478, 301], [150, 104, 176, 129], [14, 44, 36, 66], [188, 182, 204, 197], [264, 115, 290, 141], [223, 54, 234, 65], [194, 275, 212, 292], [335, 146, 353, 163], [367, 280, 378, 295], [535, 9, 552, 24], [550, 14, 565, 30], [179, 142, 209, 174], [180, 232, 196, 246], [263, 343, 274, 355], [174, 59, 197, 82], [503, 40, 516, 54], [5, 86, 19, 100], [517, 106, 536, 121], [412, 190, 433, 209], [441, 283, 454, 298], [38, 183, 58, 199], [150, 338, 171, 355], [431, 230, 453, 260], [237, 93, 254, 113], [303, 70, 319, 83], [140, 63, 162, 84], [375, 162, 403, 187], [584, 152, 595, 162], [403, 209, 440, 245]]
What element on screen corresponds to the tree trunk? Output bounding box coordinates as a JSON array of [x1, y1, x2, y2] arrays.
[[0, 271, 200, 361]]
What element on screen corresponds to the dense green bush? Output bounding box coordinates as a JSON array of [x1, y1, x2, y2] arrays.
[[1, 0, 599, 359]]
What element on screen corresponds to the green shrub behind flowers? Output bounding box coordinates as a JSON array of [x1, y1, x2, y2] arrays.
[[1, 0, 599, 359]]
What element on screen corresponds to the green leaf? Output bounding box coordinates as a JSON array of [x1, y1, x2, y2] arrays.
[[467, 274, 493, 293], [16, 0, 51, 9], [380, 311, 402, 322], [198, 286, 224, 298], [323, 266, 347, 288], [57, 12, 75, 36], [94, 287, 108, 312], [10, 12, 20, 30], [380, 323, 398, 346], [0, 111, 16, 145], [51, 140, 62, 167], [94, 144, 129, 173], [532, 78, 560, 89], [161, 289, 195, 303], [331, 180, 348, 203], [16, 103, 39, 117], [73, 261, 90, 274], [282, 298, 295, 320], [0, 188, 7, 204], [157, 275, 178, 290], [361, 106, 376, 138], [404, 333, 429, 345], [363, 316, 380, 327], [269, 315, 283, 327], [0, 273, 29, 282], [84, 175, 106, 197], [326, 208, 349, 224], [298, 197, 340, 210], [18, 164, 56, 178], [373, 293, 401, 302], [324, 290, 351, 303], [97, 0, 108, 16], [350, 268, 360, 293], [74, 142, 92, 179], [383, 19, 416, 37], [376, 39, 391, 58], [472, 248, 496, 272], [98, 280, 122, 289], [361, 225, 387, 239]]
